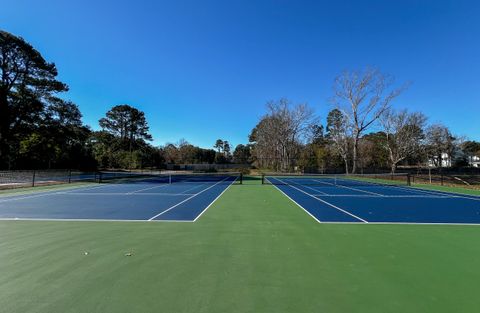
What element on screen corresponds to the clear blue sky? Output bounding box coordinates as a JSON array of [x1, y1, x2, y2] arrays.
[[2, 0, 479, 148]]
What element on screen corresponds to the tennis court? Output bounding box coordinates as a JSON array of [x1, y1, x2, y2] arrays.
[[2, 172, 480, 224], [263, 173, 480, 224], [0, 172, 241, 221]]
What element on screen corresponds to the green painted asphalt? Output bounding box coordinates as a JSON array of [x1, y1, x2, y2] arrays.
[[1, 178, 480, 313]]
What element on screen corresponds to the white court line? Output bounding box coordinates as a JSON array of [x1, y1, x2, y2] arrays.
[[0, 192, 63, 203], [390, 184, 480, 202], [0, 182, 115, 203], [193, 178, 237, 222], [271, 177, 367, 223], [311, 194, 453, 198], [61, 183, 118, 193], [306, 221, 480, 226], [179, 182, 211, 194], [374, 182, 479, 199], [56, 192, 196, 196], [385, 185, 450, 196], [292, 183, 329, 195], [2, 217, 480, 226], [283, 181, 368, 223], [0, 217, 194, 223], [0, 179, 237, 223], [0, 180, 121, 203], [304, 176, 480, 202], [409, 187, 480, 201], [313, 179, 385, 196], [266, 177, 329, 195], [269, 181, 322, 223], [148, 177, 230, 221], [126, 183, 169, 194]]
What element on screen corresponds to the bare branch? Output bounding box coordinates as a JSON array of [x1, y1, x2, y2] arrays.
[[331, 67, 407, 173]]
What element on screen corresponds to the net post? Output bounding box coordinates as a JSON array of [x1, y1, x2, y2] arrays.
[[261, 174, 265, 184]]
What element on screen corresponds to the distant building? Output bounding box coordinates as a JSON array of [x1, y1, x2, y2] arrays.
[[428, 153, 480, 168], [427, 153, 452, 167], [468, 155, 480, 168]]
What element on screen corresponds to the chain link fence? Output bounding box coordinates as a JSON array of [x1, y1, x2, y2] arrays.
[[0, 170, 99, 190]]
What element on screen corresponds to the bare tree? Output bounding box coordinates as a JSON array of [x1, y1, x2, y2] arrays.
[[380, 109, 427, 173], [326, 109, 350, 174], [251, 98, 316, 171], [424, 124, 456, 167], [332, 68, 406, 173]]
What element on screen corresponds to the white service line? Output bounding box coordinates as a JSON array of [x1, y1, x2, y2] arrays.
[[314, 179, 385, 196], [179, 182, 211, 194], [3, 216, 480, 226], [388, 185, 449, 196], [265, 177, 328, 195], [193, 178, 237, 222], [61, 183, 118, 193], [147, 177, 230, 221], [311, 194, 453, 198], [270, 183, 322, 223], [56, 192, 196, 196], [277, 178, 368, 223], [294, 183, 329, 195], [389, 184, 480, 202], [309, 221, 480, 226], [0, 217, 194, 223], [126, 183, 170, 194], [0, 192, 62, 203], [0, 182, 112, 203]]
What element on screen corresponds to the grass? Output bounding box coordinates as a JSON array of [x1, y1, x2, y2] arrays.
[[1, 178, 480, 312], [412, 183, 480, 196]]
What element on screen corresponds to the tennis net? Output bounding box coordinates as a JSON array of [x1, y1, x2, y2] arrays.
[[98, 171, 242, 185], [262, 173, 411, 187]]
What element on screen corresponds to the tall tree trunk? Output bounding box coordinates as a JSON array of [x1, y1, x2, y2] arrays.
[[388, 148, 396, 174], [0, 90, 10, 168], [352, 134, 359, 174], [391, 163, 397, 174], [344, 157, 349, 175]]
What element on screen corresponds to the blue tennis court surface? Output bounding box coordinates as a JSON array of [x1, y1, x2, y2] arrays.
[[0, 176, 238, 222], [267, 176, 480, 225]]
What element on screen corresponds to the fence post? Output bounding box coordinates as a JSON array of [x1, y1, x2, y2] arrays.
[[32, 170, 36, 187], [68, 169, 72, 184]]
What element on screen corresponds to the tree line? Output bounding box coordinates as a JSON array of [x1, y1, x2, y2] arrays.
[[0, 30, 252, 170], [1, 30, 478, 172], [248, 69, 480, 174]]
